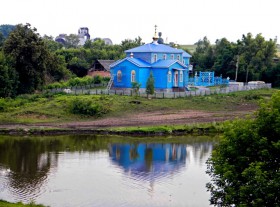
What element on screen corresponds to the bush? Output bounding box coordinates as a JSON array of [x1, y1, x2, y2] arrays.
[[244, 93, 261, 100], [69, 97, 110, 116], [207, 91, 280, 206], [93, 75, 102, 84]]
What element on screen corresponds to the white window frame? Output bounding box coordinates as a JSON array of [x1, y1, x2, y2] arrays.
[[179, 71, 183, 82], [163, 54, 167, 60], [131, 70, 136, 82], [168, 71, 172, 82], [153, 54, 157, 62], [117, 70, 122, 82], [177, 55, 180, 61], [171, 54, 174, 60]]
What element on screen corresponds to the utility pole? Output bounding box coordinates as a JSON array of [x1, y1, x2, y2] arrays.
[[235, 55, 239, 82]]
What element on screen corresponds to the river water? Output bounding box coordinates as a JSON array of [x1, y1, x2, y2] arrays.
[[0, 135, 215, 207]]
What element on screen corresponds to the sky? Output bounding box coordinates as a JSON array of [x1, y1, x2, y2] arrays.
[[1, 0, 279, 45]]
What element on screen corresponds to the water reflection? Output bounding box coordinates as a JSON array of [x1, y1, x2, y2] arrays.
[[109, 143, 187, 180], [0, 135, 109, 202], [0, 135, 215, 207]]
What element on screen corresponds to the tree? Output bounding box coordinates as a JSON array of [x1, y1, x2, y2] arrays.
[[0, 52, 18, 97], [68, 56, 89, 77], [262, 62, 280, 87], [146, 72, 154, 96], [212, 38, 236, 79], [121, 36, 144, 51], [0, 32, 4, 48], [237, 33, 276, 83], [131, 81, 141, 96], [192, 36, 215, 71], [42, 35, 63, 52], [207, 91, 280, 206], [3, 23, 69, 94], [65, 34, 80, 48]]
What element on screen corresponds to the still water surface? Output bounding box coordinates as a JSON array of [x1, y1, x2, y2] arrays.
[[0, 135, 215, 207]]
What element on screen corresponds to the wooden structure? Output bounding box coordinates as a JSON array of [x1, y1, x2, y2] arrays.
[[88, 60, 115, 78]]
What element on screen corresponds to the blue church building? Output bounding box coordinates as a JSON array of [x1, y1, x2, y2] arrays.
[[110, 28, 192, 92]]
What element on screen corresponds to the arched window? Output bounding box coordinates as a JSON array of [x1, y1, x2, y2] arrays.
[[163, 54, 167, 60], [117, 70, 122, 82], [131, 70, 136, 82], [171, 54, 174, 60], [168, 71, 172, 83], [179, 71, 183, 82]]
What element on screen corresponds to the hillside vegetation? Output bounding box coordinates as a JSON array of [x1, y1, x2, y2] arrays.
[[0, 89, 276, 124]]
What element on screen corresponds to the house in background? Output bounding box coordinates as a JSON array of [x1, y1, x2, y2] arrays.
[[88, 59, 115, 78], [109, 27, 192, 92]]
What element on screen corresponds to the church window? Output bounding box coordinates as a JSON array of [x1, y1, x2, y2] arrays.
[[177, 55, 180, 61], [168, 71, 172, 82], [163, 54, 167, 60], [171, 54, 174, 60], [179, 71, 183, 82], [153, 54, 157, 62], [131, 70, 136, 82], [117, 70, 122, 82]]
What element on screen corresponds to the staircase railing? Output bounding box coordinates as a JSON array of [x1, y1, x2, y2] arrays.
[[106, 75, 114, 90]]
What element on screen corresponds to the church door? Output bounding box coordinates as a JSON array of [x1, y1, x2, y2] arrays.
[[174, 71, 178, 87]]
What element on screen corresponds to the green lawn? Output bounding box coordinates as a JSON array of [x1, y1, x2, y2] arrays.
[[0, 89, 277, 124], [0, 200, 46, 207]]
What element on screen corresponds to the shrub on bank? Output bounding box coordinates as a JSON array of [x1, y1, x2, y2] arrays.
[[69, 96, 111, 116]]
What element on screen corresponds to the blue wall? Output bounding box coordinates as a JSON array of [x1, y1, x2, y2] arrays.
[[111, 61, 141, 88], [111, 60, 189, 90], [152, 68, 168, 89], [183, 57, 189, 65]]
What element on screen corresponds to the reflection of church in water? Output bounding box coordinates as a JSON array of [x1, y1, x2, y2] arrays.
[[109, 143, 187, 180]]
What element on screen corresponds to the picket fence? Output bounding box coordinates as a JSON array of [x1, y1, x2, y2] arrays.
[[47, 83, 272, 99]]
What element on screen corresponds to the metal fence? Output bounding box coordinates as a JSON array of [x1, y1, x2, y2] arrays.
[[47, 83, 272, 99]]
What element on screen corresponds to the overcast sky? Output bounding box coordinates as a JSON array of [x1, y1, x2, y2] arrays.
[[1, 0, 279, 45]]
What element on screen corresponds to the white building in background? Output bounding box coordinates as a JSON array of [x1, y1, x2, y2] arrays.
[[78, 27, 90, 46]]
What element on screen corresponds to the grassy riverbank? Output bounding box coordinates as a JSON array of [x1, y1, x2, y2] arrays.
[[0, 122, 225, 136], [0, 200, 46, 207], [0, 89, 276, 125]]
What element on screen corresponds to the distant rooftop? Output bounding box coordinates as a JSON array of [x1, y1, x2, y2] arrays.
[[125, 43, 183, 54]]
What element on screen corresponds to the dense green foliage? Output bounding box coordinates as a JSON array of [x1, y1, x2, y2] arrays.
[[207, 91, 280, 206], [2, 23, 69, 96], [69, 96, 111, 116], [45, 75, 108, 89], [0, 23, 144, 98], [146, 72, 155, 95], [0, 51, 18, 97], [192, 34, 278, 86]]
